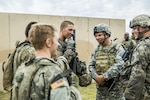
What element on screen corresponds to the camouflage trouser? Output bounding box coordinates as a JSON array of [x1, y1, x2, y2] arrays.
[[96, 83, 125, 100]]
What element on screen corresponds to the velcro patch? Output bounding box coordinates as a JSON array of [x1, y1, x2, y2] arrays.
[[50, 79, 65, 90]]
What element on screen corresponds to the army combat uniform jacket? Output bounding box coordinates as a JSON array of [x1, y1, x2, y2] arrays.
[[89, 41, 125, 100], [13, 40, 35, 75], [11, 57, 74, 100], [124, 36, 150, 100]]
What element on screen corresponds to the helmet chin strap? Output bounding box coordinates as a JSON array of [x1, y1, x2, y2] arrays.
[[101, 33, 109, 45]]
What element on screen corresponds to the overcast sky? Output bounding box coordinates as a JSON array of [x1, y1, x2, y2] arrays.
[[0, 0, 149, 32]]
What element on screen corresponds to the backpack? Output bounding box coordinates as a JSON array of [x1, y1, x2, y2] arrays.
[[11, 58, 45, 100], [2, 41, 31, 91], [11, 57, 80, 100]]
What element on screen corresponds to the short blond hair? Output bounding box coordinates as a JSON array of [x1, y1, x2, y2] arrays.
[[29, 23, 57, 50]]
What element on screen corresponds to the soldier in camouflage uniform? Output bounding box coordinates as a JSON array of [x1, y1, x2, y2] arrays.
[[122, 32, 130, 50], [89, 23, 125, 100], [120, 26, 140, 92], [28, 23, 81, 100], [55, 20, 91, 88], [2, 21, 37, 92], [121, 32, 137, 52], [124, 14, 150, 100], [54, 20, 79, 88], [13, 21, 37, 77], [120, 34, 137, 92]]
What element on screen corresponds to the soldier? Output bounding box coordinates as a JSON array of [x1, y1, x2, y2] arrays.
[[121, 32, 130, 50], [2, 21, 37, 92], [13, 21, 37, 74], [54, 20, 79, 88], [124, 14, 150, 100], [121, 32, 137, 61], [11, 23, 81, 100], [55, 20, 91, 88], [120, 33, 137, 92], [89, 23, 125, 100]]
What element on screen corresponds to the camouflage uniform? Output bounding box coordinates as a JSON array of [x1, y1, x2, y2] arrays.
[[13, 40, 35, 76], [12, 57, 81, 100], [89, 41, 125, 100], [120, 39, 137, 92], [55, 39, 79, 88], [124, 36, 150, 100], [124, 14, 150, 100], [11, 23, 81, 100], [122, 39, 136, 52], [30, 57, 80, 100], [56, 39, 92, 87], [89, 23, 125, 100]]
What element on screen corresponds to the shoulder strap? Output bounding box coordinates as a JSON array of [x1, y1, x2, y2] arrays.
[[108, 41, 121, 53], [16, 41, 31, 48], [14, 40, 32, 70], [51, 69, 72, 83]]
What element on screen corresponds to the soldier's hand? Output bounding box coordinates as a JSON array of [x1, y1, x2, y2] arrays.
[[64, 49, 76, 62], [95, 75, 105, 85], [67, 38, 75, 49]]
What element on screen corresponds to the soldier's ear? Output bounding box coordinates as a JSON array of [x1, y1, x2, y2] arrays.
[[60, 27, 64, 32], [46, 38, 52, 48], [105, 34, 110, 38]]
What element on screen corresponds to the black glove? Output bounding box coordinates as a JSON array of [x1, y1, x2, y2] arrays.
[[66, 38, 75, 50]]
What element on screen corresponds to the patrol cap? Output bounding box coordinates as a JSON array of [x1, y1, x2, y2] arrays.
[[93, 23, 111, 35], [129, 14, 150, 28]]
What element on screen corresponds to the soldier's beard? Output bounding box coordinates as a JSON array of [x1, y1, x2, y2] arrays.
[[137, 29, 150, 40], [99, 39, 105, 45]]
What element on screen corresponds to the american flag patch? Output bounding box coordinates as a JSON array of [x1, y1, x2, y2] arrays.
[[50, 79, 65, 90]]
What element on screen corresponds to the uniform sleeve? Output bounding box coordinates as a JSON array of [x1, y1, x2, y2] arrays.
[[88, 49, 98, 80], [33, 66, 70, 100], [56, 56, 70, 70], [50, 78, 70, 100], [14, 45, 35, 74], [56, 43, 75, 63], [124, 44, 148, 100], [56, 44, 64, 57], [102, 45, 125, 81], [19, 46, 35, 63]]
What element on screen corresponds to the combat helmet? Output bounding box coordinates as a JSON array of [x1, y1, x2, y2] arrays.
[[129, 14, 150, 28], [93, 23, 111, 36]]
